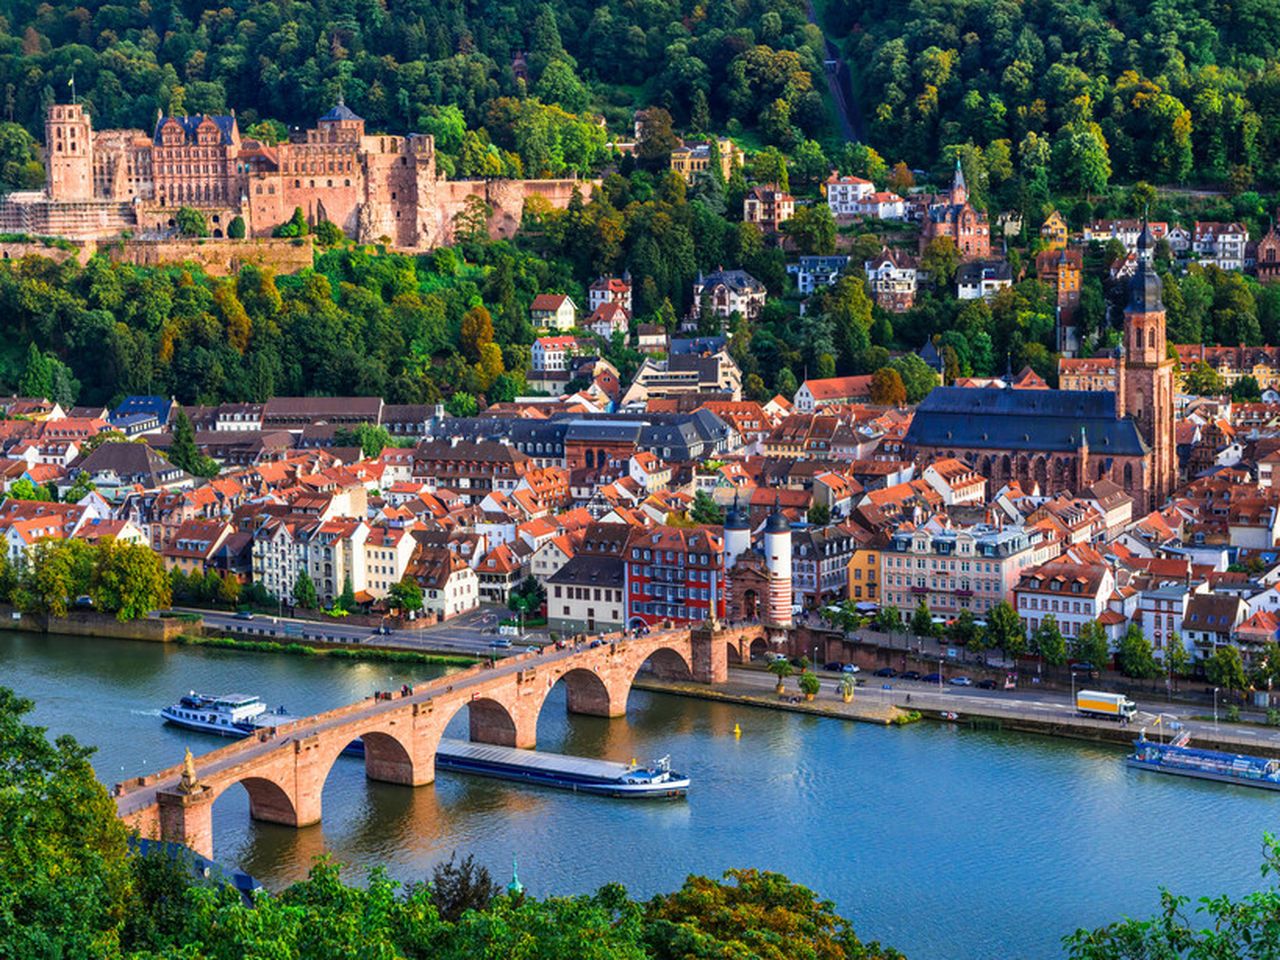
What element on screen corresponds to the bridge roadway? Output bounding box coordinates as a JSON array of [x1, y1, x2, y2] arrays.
[[116, 622, 766, 858]]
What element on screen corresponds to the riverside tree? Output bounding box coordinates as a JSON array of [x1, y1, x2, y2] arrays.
[[293, 569, 318, 609], [1116, 624, 1160, 679], [1071, 620, 1111, 671]]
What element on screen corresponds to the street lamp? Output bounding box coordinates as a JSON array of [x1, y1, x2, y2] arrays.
[[938, 658, 943, 690], [1214, 687, 1220, 729]]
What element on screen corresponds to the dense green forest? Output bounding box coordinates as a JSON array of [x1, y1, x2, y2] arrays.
[[7, 158, 1280, 409], [829, 0, 1280, 189], [0, 0, 830, 168]]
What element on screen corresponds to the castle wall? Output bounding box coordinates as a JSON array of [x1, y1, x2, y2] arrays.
[[22, 104, 599, 253]]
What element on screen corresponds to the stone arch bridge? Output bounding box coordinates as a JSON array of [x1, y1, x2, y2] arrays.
[[116, 623, 767, 858]]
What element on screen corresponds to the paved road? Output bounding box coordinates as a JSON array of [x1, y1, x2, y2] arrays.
[[186, 605, 545, 657], [118, 629, 658, 816], [732, 667, 1280, 751]]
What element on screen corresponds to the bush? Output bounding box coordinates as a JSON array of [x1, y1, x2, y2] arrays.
[[892, 710, 923, 725], [1268, 708, 1280, 727], [1225, 705, 1241, 723]]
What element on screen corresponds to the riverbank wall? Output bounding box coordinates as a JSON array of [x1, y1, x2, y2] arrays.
[[633, 675, 902, 725], [0, 606, 186, 642]]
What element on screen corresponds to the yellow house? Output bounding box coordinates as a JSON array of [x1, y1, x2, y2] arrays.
[[1040, 210, 1068, 251], [847, 546, 879, 604], [670, 138, 742, 182]]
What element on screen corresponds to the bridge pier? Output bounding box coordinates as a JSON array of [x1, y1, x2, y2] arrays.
[[157, 786, 214, 860], [691, 623, 729, 684]]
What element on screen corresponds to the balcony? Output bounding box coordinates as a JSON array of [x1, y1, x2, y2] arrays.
[[954, 589, 974, 597], [910, 585, 928, 594]]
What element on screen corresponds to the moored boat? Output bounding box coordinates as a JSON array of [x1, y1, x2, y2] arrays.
[[159, 694, 688, 797], [435, 738, 690, 798], [161, 692, 295, 737], [1125, 735, 1280, 791]]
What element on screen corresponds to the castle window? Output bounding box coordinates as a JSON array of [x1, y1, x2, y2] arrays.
[[344, 179, 350, 187]]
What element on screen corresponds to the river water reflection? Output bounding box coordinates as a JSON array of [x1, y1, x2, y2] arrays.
[[3, 631, 1275, 960]]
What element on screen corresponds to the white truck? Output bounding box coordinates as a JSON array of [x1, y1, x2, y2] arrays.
[[1076, 690, 1137, 721]]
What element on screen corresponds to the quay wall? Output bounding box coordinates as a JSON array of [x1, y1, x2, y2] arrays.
[[0, 605, 186, 642]]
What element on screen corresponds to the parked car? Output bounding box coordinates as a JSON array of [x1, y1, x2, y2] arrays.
[[233, 609, 254, 620], [976, 679, 998, 690], [766, 653, 788, 663], [1070, 662, 1096, 674], [921, 672, 944, 684], [789, 657, 806, 668], [488, 638, 512, 648], [873, 667, 897, 678], [900, 670, 922, 681], [842, 664, 860, 674], [949, 676, 974, 687], [823, 661, 844, 672]]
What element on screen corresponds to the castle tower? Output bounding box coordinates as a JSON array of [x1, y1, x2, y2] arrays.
[[763, 500, 793, 626], [45, 103, 94, 201], [1122, 221, 1177, 509], [723, 493, 751, 568]]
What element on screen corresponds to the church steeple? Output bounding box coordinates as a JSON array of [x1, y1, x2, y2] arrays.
[[1121, 215, 1175, 512], [950, 156, 967, 206]]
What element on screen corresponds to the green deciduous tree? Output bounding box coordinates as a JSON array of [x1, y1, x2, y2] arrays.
[[987, 600, 1026, 658], [0, 688, 132, 956], [1032, 613, 1067, 666], [93, 539, 172, 621], [911, 599, 934, 637], [1116, 623, 1160, 679], [389, 575, 423, 613], [175, 206, 209, 238], [1071, 620, 1111, 671], [1206, 644, 1248, 693]]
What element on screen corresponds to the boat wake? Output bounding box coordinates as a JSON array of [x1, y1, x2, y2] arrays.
[[130, 708, 163, 717]]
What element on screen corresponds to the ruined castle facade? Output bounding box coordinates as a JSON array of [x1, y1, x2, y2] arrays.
[[2, 101, 591, 250]]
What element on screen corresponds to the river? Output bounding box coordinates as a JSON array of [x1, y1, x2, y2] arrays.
[[2, 631, 1275, 960]]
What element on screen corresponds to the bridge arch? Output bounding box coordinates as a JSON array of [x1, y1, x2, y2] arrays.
[[314, 728, 423, 792], [632, 644, 694, 684], [441, 693, 528, 748], [212, 774, 300, 827]]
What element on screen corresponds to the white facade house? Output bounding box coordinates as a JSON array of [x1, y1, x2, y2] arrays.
[[1193, 221, 1248, 271], [825, 174, 875, 216], [855, 191, 907, 220]]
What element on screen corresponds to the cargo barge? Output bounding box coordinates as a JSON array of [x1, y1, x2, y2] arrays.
[[1126, 734, 1280, 791]]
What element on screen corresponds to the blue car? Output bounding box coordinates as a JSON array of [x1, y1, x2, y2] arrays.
[[949, 676, 974, 687]]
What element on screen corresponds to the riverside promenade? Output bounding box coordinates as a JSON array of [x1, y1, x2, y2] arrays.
[[640, 666, 1280, 757]]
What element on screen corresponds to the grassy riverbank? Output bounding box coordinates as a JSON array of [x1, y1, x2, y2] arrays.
[[178, 633, 477, 667]]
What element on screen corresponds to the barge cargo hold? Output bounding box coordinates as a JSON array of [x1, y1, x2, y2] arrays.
[[435, 738, 689, 798]]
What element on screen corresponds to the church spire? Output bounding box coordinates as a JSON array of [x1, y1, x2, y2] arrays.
[[950, 156, 967, 205]]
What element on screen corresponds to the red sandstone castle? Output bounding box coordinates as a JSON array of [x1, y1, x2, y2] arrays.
[[3, 100, 589, 249]]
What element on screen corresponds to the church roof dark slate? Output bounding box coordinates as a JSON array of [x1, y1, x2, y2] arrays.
[[904, 387, 1149, 456]]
